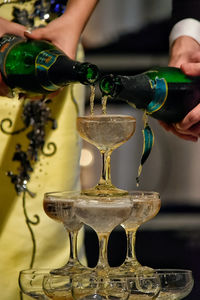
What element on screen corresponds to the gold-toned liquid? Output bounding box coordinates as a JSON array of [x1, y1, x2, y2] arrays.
[[102, 95, 108, 114], [77, 115, 136, 151], [89, 85, 107, 115], [90, 85, 95, 115]]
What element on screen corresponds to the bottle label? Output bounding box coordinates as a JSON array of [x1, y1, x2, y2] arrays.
[[0, 35, 22, 78], [146, 77, 168, 114], [36, 49, 63, 91]]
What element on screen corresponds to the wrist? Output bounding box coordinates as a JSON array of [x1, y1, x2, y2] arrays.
[[169, 18, 200, 48], [170, 36, 200, 57]]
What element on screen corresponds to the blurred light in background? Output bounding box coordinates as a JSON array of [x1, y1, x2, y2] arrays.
[[80, 148, 94, 167]]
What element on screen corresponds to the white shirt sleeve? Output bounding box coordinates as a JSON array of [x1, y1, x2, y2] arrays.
[[169, 18, 200, 48]]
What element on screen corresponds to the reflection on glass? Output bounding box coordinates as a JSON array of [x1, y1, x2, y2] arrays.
[[72, 272, 161, 300], [155, 269, 194, 300], [126, 273, 161, 300], [43, 273, 72, 300], [19, 268, 50, 299], [72, 273, 129, 300]]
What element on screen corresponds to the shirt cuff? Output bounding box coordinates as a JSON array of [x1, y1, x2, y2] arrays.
[[169, 18, 200, 48]]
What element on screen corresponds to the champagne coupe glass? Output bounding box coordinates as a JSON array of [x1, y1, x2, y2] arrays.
[[120, 191, 161, 275], [19, 268, 50, 299], [77, 114, 136, 196], [126, 273, 161, 300], [155, 269, 194, 300], [74, 194, 132, 276], [43, 191, 87, 275], [72, 273, 129, 300], [43, 273, 72, 300]]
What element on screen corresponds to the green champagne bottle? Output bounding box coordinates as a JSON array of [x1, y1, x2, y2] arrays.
[[0, 34, 100, 96], [99, 67, 200, 123]]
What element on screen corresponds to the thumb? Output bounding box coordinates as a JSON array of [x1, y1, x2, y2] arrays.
[[181, 62, 200, 77]]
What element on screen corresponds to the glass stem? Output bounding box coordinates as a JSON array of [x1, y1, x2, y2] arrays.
[[99, 150, 112, 185], [98, 233, 109, 270], [126, 227, 139, 264], [66, 229, 79, 265]]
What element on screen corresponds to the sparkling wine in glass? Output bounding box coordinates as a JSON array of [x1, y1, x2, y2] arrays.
[[77, 114, 136, 196], [74, 194, 132, 276], [43, 191, 87, 275], [120, 191, 161, 275]]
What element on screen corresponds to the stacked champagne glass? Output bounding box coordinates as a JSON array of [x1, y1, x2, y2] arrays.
[[19, 114, 194, 300]]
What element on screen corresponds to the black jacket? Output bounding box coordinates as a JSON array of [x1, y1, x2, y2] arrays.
[[172, 0, 200, 25]]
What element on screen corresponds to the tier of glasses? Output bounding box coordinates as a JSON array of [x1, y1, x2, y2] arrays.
[[43, 190, 161, 277], [19, 268, 194, 300]]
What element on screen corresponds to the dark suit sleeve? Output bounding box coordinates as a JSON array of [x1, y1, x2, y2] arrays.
[[172, 0, 200, 25]]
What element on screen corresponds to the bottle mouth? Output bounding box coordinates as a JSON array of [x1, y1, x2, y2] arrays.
[[99, 74, 122, 97], [78, 63, 100, 85]]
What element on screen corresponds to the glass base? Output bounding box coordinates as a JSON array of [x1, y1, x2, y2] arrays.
[[81, 183, 129, 197], [50, 262, 90, 276], [117, 261, 154, 276]]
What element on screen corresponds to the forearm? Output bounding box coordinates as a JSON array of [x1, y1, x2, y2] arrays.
[[63, 0, 99, 37]]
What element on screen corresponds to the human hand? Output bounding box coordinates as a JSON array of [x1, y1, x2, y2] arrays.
[[24, 0, 98, 60], [163, 36, 200, 141], [0, 17, 27, 97], [0, 17, 26, 38], [24, 15, 79, 59]]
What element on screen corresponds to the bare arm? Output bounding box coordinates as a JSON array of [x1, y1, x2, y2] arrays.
[[0, 17, 26, 37], [25, 0, 99, 58]]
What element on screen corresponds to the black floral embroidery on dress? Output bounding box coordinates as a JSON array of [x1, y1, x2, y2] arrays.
[[1, 99, 57, 196], [0, 98, 58, 300], [10, 0, 67, 26]]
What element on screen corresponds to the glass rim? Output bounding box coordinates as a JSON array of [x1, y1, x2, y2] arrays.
[[154, 269, 193, 275], [19, 268, 51, 275], [43, 191, 160, 205], [44, 190, 160, 199], [77, 114, 136, 122], [44, 190, 80, 200], [72, 273, 160, 281], [129, 190, 160, 200]]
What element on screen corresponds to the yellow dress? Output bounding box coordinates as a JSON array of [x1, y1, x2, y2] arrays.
[[0, 2, 86, 299]]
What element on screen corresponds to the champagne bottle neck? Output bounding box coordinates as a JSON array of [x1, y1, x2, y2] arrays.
[[36, 50, 99, 90], [100, 73, 154, 109]]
